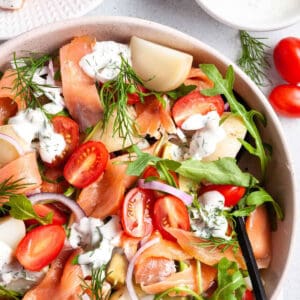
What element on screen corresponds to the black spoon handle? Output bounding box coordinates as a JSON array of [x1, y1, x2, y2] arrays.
[[234, 215, 267, 300]]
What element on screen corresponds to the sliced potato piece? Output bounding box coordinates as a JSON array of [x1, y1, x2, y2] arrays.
[[106, 252, 128, 288], [162, 141, 184, 161], [203, 112, 247, 162], [0, 125, 29, 167], [110, 287, 130, 300], [179, 175, 198, 194], [86, 107, 141, 152], [130, 36, 193, 92], [0, 216, 26, 249]]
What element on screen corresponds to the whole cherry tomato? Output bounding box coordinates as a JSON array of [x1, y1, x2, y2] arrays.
[[273, 37, 300, 84], [269, 85, 300, 117]]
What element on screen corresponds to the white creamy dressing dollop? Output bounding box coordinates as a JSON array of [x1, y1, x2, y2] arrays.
[[0, 0, 23, 9], [183, 111, 225, 160], [69, 216, 121, 276], [190, 191, 230, 240], [79, 41, 131, 82], [11, 59, 65, 114], [0, 252, 45, 293], [8, 108, 66, 163]]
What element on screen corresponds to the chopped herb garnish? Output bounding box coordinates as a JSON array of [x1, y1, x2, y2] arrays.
[[79, 265, 108, 300]]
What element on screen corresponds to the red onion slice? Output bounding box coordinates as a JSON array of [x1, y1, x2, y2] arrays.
[[126, 237, 160, 300], [28, 192, 86, 222], [0, 132, 24, 156], [138, 179, 193, 206]]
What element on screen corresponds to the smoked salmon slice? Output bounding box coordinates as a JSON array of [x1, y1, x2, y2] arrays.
[[0, 69, 26, 111], [23, 248, 83, 300], [60, 36, 103, 130], [77, 154, 137, 219], [184, 67, 214, 90], [168, 228, 246, 270], [140, 262, 216, 295], [0, 152, 42, 201], [246, 205, 272, 268], [135, 95, 176, 137]]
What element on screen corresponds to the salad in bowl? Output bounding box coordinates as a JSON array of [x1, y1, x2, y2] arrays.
[[0, 17, 294, 300]]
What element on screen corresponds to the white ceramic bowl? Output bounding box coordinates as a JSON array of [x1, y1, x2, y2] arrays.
[[195, 0, 300, 31], [0, 16, 296, 299]]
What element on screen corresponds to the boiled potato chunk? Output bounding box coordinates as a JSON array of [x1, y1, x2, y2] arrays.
[[0, 125, 29, 167], [106, 252, 128, 288], [130, 36, 193, 92], [87, 107, 141, 152], [203, 112, 247, 162], [0, 216, 26, 249]]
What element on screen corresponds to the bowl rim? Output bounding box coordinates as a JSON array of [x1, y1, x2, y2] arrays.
[[194, 0, 300, 31], [0, 15, 297, 299]]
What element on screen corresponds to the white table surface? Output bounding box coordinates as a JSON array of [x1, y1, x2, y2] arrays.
[[0, 0, 299, 299], [88, 1, 299, 299]]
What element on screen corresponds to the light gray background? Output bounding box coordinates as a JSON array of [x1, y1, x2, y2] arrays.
[[87, 0, 300, 299]]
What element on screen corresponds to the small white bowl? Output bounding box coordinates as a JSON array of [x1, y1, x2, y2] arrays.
[[195, 0, 300, 31]]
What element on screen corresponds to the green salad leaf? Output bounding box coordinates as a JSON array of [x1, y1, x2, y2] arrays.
[[246, 187, 283, 220], [200, 64, 270, 176], [176, 158, 258, 187], [7, 195, 52, 225], [126, 147, 258, 188], [166, 84, 197, 100], [211, 258, 246, 300]]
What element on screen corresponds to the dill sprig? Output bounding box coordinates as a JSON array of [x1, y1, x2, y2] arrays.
[[0, 177, 30, 212], [99, 56, 144, 144], [11, 52, 52, 109], [80, 265, 108, 300], [0, 285, 22, 300], [197, 235, 240, 254], [237, 30, 271, 87]]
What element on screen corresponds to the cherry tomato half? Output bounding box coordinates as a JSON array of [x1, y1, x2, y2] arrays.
[[26, 204, 67, 226], [16, 224, 66, 271], [121, 187, 154, 238], [269, 84, 300, 118], [47, 116, 79, 167], [153, 195, 190, 241], [273, 37, 300, 84], [171, 90, 224, 127], [64, 141, 109, 188], [199, 184, 246, 207]]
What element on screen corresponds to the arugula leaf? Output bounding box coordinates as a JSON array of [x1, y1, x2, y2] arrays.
[[0, 285, 22, 300], [126, 145, 161, 176], [246, 187, 283, 220], [176, 158, 258, 187], [211, 258, 246, 300], [154, 286, 204, 300], [7, 195, 52, 225], [200, 64, 269, 176], [126, 147, 258, 188], [166, 84, 197, 100]]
